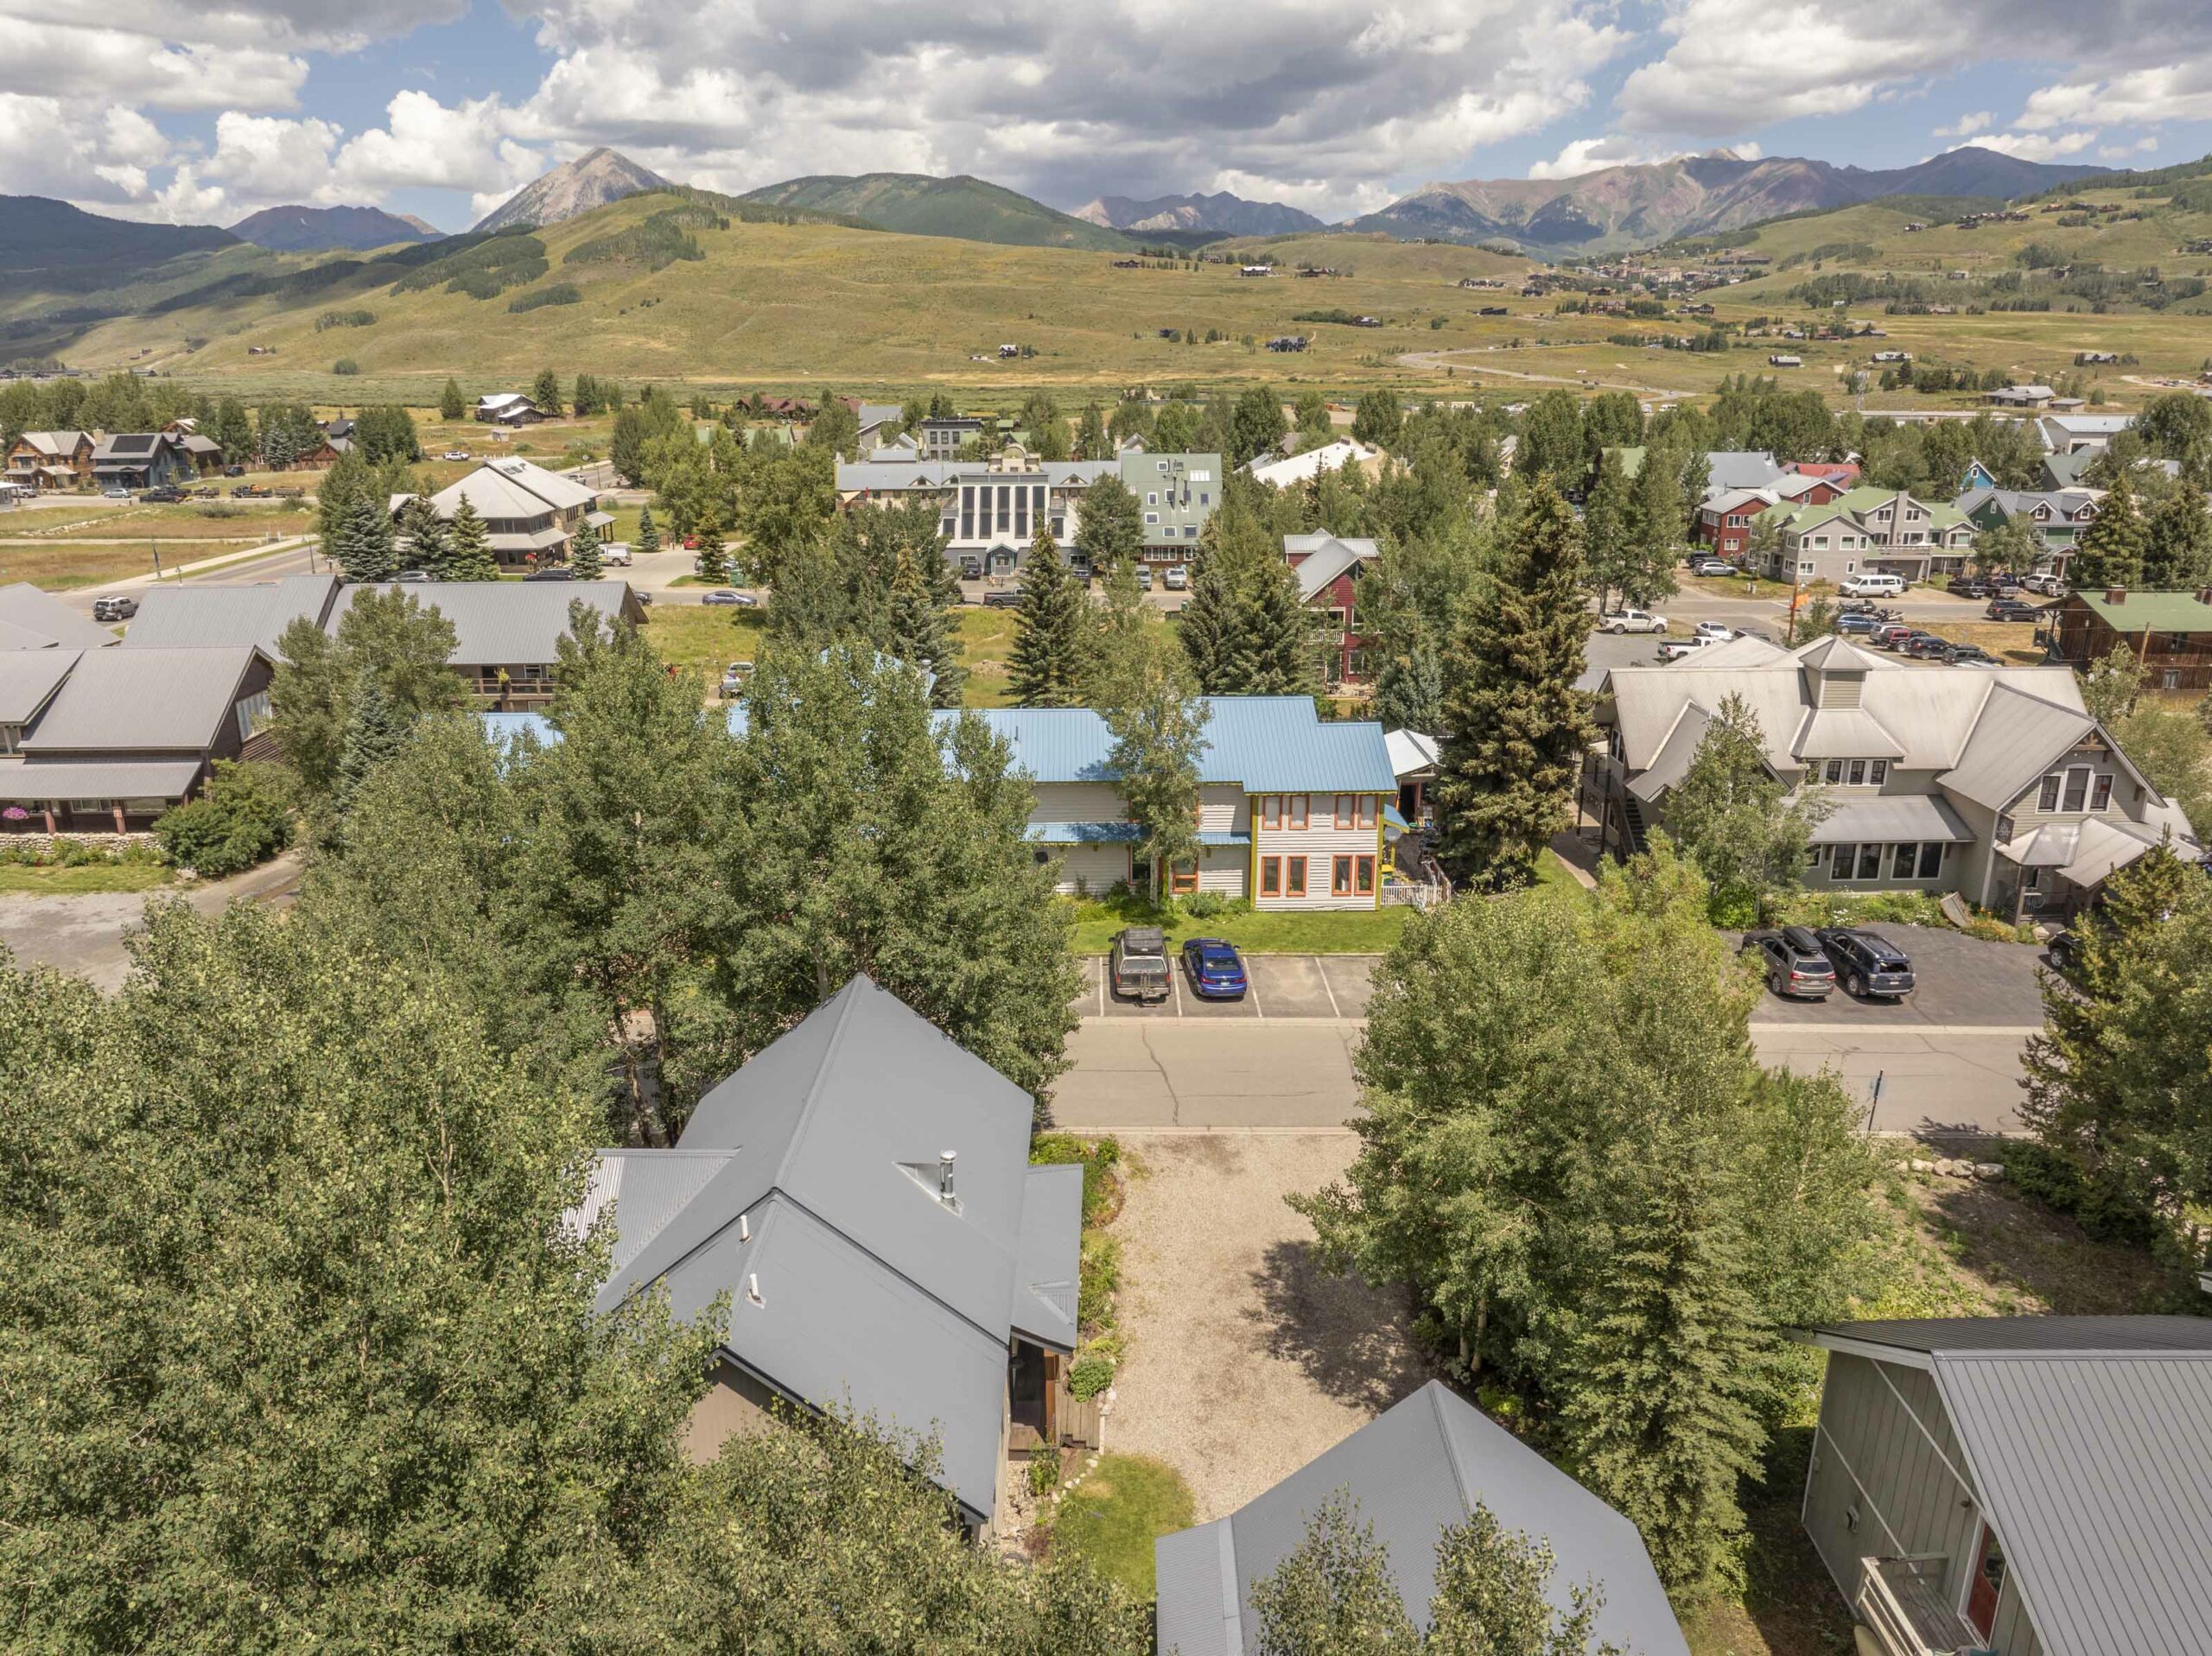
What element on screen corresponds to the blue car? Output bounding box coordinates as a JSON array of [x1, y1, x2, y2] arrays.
[[1181, 937, 1249, 999], [1834, 612, 1885, 635]]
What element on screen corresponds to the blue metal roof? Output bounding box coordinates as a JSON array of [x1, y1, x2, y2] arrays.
[[1195, 829, 1251, 847], [484, 710, 554, 746], [1025, 821, 1141, 844], [969, 697, 1395, 794]]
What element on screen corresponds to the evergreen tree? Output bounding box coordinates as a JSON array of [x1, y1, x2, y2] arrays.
[[2071, 472, 2149, 590], [1230, 385, 1288, 467], [1515, 390, 1586, 489], [333, 669, 406, 821], [692, 506, 730, 585], [569, 517, 604, 581], [887, 550, 964, 707], [1665, 694, 1831, 923], [1075, 474, 1144, 571], [209, 396, 254, 464], [1008, 523, 1087, 707], [396, 492, 451, 578], [316, 447, 373, 548], [333, 492, 399, 584], [531, 367, 563, 418], [637, 504, 661, 556], [1351, 389, 1402, 450], [1374, 640, 1445, 734], [1433, 482, 1592, 889], [1179, 498, 1314, 696], [2143, 484, 2212, 589], [447, 494, 499, 581], [1579, 447, 1636, 611], [439, 377, 467, 421], [1620, 442, 1688, 607]]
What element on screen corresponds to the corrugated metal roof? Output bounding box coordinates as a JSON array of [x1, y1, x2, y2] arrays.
[[1809, 1316, 2212, 1356], [1807, 793, 1974, 844], [429, 456, 597, 519], [1384, 729, 1439, 777], [0, 649, 79, 723], [1013, 1164, 1081, 1352], [970, 698, 1395, 794], [20, 645, 256, 752], [0, 756, 204, 801], [1154, 1380, 1687, 1656], [1282, 533, 1378, 601], [328, 580, 636, 667], [119, 575, 338, 655], [1792, 706, 1907, 760], [0, 581, 117, 652], [1936, 1351, 2212, 1656], [1627, 701, 1713, 803], [1939, 682, 2097, 809]]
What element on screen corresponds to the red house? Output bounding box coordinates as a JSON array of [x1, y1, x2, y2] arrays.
[[1284, 532, 1377, 685], [1787, 460, 1861, 486], [1693, 473, 1849, 555]]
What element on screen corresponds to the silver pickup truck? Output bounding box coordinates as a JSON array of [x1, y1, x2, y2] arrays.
[[1109, 926, 1172, 1003]]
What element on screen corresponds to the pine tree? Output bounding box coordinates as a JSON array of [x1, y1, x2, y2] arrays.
[[397, 493, 451, 579], [1179, 499, 1314, 696], [887, 550, 963, 707], [1074, 474, 1144, 572], [316, 447, 372, 549], [333, 669, 405, 822], [333, 492, 399, 584], [1374, 639, 1444, 733], [2143, 485, 2212, 589], [1621, 443, 1687, 607], [1008, 523, 1087, 707], [531, 368, 563, 418], [447, 494, 499, 581], [2071, 471, 2149, 590], [1579, 447, 1636, 611], [569, 517, 603, 581], [637, 505, 660, 556], [692, 507, 729, 585], [1433, 481, 1592, 889], [439, 378, 467, 422]]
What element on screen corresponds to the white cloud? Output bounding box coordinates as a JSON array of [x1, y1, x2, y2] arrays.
[[0, 17, 305, 111], [334, 89, 542, 206], [1935, 111, 1992, 138], [1529, 136, 1691, 179], [2018, 64, 2212, 131], [1972, 130, 2101, 162], [2099, 136, 2159, 162]]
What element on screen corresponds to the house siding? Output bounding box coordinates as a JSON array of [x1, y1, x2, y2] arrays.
[[1031, 781, 1125, 822], [1049, 843, 1128, 896], [1251, 793, 1384, 910], [681, 1358, 780, 1462]]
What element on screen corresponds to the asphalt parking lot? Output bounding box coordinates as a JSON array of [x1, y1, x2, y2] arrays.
[[1742, 924, 2046, 1028], [1075, 952, 1379, 1020]]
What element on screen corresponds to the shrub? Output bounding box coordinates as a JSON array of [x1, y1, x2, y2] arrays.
[[1068, 1353, 1116, 1399], [1999, 1139, 2160, 1247], [1706, 884, 1759, 929], [508, 282, 582, 314], [1182, 890, 1230, 918], [314, 308, 376, 332], [55, 838, 107, 867], [1027, 1451, 1060, 1499], [154, 760, 294, 877], [1077, 1231, 1120, 1339], [1032, 1133, 1124, 1227], [332, 358, 360, 376]]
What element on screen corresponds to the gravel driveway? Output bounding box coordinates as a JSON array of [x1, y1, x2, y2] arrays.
[[1107, 1133, 1428, 1522]]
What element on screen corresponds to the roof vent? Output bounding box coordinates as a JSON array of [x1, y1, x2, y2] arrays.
[[938, 1150, 957, 1203], [738, 1212, 750, 1242], [2197, 587, 2212, 606], [2106, 587, 2126, 604], [746, 1272, 763, 1305]]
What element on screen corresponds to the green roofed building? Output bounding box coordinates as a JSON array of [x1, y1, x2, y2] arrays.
[[1758, 485, 1975, 587], [2052, 586, 2212, 692]]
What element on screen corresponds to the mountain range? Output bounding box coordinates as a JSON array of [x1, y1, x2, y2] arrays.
[[740, 173, 1135, 251], [1073, 191, 1325, 236], [473, 148, 674, 233], [229, 203, 441, 251], [1344, 146, 2106, 255]]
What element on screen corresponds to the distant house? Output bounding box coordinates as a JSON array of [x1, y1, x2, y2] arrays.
[[2036, 412, 2133, 454], [1694, 473, 1847, 557], [1284, 531, 1378, 684], [1247, 439, 1379, 490], [1263, 335, 1308, 352], [409, 457, 613, 568], [92, 432, 193, 489], [1759, 485, 1974, 585], [4, 430, 94, 492], [1154, 1381, 1688, 1656], [1703, 449, 1783, 493], [0, 644, 273, 834], [1788, 460, 1862, 487], [1986, 384, 2056, 409], [1799, 1316, 2212, 1656], [917, 446, 1223, 574], [176, 433, 223, 475], [473, 393, 544, 427], [329, 578, 644, 707], [917, 416, 985, 459], [2051, 586, 2212, 693], [1955, 487, 2101, 576], [1961, 458, 2000, 492], [846, 400, 903, 450], [1768, 352, 1804, 368], [568, 975, 1084, 1537]]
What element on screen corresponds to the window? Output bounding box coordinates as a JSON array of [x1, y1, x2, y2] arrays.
[[1260, 856, 1281, 897], [2037, 774, 2061, 811], [1996, 813, 2015, 844], [1830, 842, 1855, 877], [1185, 525, 1198, 537], [1355, 854, 1376, 895], [1825, 759, 1843, 784], [1261, 795, 1281, 830], [1892, 843, 1918, 879], [1334, 794, 1355, 828], [2091, 773, 2113, 810], [1918, 842, 1943, 878], [1286, 855, 1307, 897], [1147, 492, 1158, 506], [1870, 760, 1888, 784], [1332, 855, 1354, 896], [234, 688, 271, 740], [2062, 767, 2089, 812], [1359, 796, 1378, 829], [1144, 512, 1160, 525], [1857, 845, 1882, 880], [1847, 759, 1866, 785], [1172, 859, 1198, 896], [1287, 795, 1308, 829]]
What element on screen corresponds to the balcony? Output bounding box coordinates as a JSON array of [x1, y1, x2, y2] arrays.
[[1855, 1556, 1991, 1656]]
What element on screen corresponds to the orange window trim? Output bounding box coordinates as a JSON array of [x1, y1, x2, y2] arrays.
[[1260, 856, 1281, 896], [1334, 794, 1354, 828], [1287, 794, 1308, 829], [1332, 854, 1353, 895], [1287, 855, 1307, 897]]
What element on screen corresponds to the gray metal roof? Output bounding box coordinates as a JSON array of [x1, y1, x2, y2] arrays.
[[1806, 793, 1974, 845], [0, 581, 118, 652], [575, 977, 1069, 1527], [327, 580, 637, 667], [120, 575, 339, 655], [1282, 533, 1378, 602], [1810, 1317, 2212, 1357], [0, 649, 79, 724], [0, 756, 204, 802], [19, 645, 257, 752], [1154, 1380, 1688, 1656], [1935, 1351, 2212, 1656], [1627, 701, 1713, 803], [1938, 682, 2098, 810]]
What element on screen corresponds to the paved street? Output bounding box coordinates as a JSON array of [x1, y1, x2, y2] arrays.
[[0, 852, 305, 991], [1055, 928, 2048, 1138]]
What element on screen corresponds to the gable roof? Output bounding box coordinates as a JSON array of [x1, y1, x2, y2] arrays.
[[430, 456, 597, 520], [19, 644, 257, 752], [575, 977, 1073, 1526], [969, 696, 1396, 793], [1938, 682, 2103, 809], [0, 649, 80, 724], [8, 430, 90, 458], [119, 574, 339, 655], [327, 579, 638, 666], [1703, 449, 1782, 492], [1281, 532, 1379, 601], [0, 581, 118, 652], [1154, 1380, 1687, 1656], [2069, 589, 2212, 636]]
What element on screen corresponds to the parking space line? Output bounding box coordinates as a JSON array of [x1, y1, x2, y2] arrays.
[[1172, 964, 1184, 1018], [1249, 973, 1264, 1018], [1096, 962, 1105, 1020], [1318, 957, 1343, 1020]]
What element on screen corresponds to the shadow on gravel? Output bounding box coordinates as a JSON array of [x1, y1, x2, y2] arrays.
[[1249, 1237, 1427, 1414]]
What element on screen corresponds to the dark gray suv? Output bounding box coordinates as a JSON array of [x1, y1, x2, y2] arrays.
[[1740, 926, 1836, 999], [1815, 927, 1916, 999]]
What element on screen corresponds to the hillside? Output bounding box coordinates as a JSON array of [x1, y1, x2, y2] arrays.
[[1350, 146, 2104, 256], [1074, 191, 1325, 236], [231, 204, 442, 251], [741, 173, 1136, 251], [0, 196, 238, 274], [474, 149, 674, 232]]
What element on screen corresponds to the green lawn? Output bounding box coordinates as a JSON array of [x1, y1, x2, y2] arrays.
[[1046, 1453, 1195, 1599], [1064, 892, 1414, 955], [0, 861, 175, 895], [639, 604, 766, 678]]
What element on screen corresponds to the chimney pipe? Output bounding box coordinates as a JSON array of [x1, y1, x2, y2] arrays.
[[2198, 586, 2212, 606], [2106, 587, 2126, 605], [938, 1150, 957, 1202]]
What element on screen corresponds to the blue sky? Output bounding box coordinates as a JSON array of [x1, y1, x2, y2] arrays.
[[3, 0, 2208, 231]]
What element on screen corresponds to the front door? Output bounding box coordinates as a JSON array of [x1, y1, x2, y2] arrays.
[[1965, 1522, 2005, 1640], [988, 545, 1018, 577]]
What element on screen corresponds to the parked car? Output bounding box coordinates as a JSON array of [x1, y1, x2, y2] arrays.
[[982, 589, 1022, 608], [92, 595, 137, 621], [221, 464, 245, 478], [1656, 635, 1718, 662], [1946, 576, 1992, 600], [2019, 572, 2066, 597], [600, 542, 632, 566], [719, 661, 753, 697], [959, 556, 983, 581], [139, 485, 186, 504], [1885, 629, 1942, 654], [1691, 620, 1737, 643], [1944, 643, 2001, 668], [1740, 927, 1837, 999], [1815, 928, 1916, 999], [2046, 927, 2083, 977], [1181, 937, 1249, 999], [1135, 565, 1154, 591], [1986, 598, 2039, 623], [1688, 557, 1735, 577], [1163, 565, 1189, 591], [395, 569, 431, 582], [1866, 621, 1914, 648], [441, 448, 471, 461], [1834, 612, 1886, 636], [682, 535, 699, 550], [103, 486, 131, 498], [1900, 633, 1954, 660], [1601, 607, 1669, 634], [523, 567, 573, 581], [1068, 557, 1093, 585], [1840, 573, 1907, 597], [1109, 926, 1172, 1002], [701, 588, 756, 606], [231, 484, 270, 498]]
